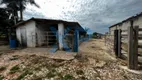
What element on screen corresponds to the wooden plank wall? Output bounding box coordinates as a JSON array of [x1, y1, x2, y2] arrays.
[[105, 24, 141, 70]]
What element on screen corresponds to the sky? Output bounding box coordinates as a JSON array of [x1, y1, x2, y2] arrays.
[[23, 0, 142, 34]]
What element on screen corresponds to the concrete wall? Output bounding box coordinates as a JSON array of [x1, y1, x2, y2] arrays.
[[58, 23, 64, 50], [16, 21, 36, 47]]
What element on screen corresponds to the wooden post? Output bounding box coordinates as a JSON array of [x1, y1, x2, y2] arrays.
[[128, 26, 134, 69], [118, 29, 122, 58], [74, 30, 79, 52], [114, 30, 118, 57], [133, 26, 138, 69]]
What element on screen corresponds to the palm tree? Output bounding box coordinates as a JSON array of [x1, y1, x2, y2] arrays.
[[0, 8, 14, 40], [1, 0, 39, 22]]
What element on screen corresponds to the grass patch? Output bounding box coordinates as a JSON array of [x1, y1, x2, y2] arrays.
[[0, 66, 6, 71], [21, 62, 24, 64], [9, 65, 20, 74], [76, 70, 84, 75], [0, 75, 4, 80], [16, 70, 33, 80], [62, 74, 74, 80]]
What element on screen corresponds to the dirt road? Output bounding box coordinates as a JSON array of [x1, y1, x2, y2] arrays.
[[79, 39, 116, 61], [79, 39, 142, 80], [0, 39, 142, 80]]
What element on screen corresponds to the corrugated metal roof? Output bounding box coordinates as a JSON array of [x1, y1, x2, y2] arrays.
[[109, 12, 142, 28], [13, 17, 86, 33]]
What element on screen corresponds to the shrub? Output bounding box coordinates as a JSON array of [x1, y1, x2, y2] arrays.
[[9, 65, 20, 74]]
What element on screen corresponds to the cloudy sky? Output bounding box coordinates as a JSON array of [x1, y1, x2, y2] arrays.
[[24, 0, 142, 34]]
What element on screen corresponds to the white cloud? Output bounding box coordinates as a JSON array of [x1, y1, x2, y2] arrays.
[[24, 0, 142, 33]]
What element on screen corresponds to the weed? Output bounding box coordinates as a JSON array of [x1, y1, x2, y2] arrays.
[[21, 62, 24, 64], [9, 65, 20, 74], [76, 70, 84, 75], [0, 66, 6, 71], [62, 74, 74, 80], [16, 70, 33, 80], [0, 75, 4, 80], [47, 71, 56, 78]]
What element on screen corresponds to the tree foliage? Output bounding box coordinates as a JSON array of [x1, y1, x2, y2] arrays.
[[92, 32, 103, 38], [0, 8, 14, 38], [0, 0, 39, 40], [1, 0, 39, 21]]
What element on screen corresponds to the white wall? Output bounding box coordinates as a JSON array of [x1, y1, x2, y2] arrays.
[[35, 26, 46, 46], [16, 20, 36, 47], [58, 23, 64, 50]]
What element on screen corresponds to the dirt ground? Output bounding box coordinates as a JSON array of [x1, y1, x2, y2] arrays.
[[0, 39, 142, 80]]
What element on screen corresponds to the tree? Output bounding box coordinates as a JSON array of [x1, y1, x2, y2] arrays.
[[0, 8, 14, 40], [1, 0, 39, 22], [92, 32, 103, 39]]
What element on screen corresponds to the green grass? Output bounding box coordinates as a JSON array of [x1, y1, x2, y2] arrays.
[[16, 70, 33, 80], [0, 75, 4, 80], [9, 65, 20, 74], [62, 74, 74, 80]]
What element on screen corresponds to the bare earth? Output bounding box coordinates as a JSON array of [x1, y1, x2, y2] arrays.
[[0, 39, 142, 80]]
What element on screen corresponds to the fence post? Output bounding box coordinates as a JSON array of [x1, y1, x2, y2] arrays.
[[133, 26, 138, 69], [114, 30, 118, 57], [118, 29, 122, 58], [128, 26, 134, 69]]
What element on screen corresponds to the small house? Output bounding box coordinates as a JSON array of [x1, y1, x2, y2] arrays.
[[14, 18, 86, 51]]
